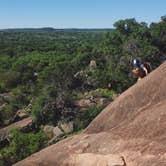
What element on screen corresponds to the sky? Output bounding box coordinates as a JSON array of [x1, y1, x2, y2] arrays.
[[0, 0, 166, 29]]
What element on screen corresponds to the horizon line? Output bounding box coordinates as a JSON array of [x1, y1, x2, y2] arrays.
[[0, 27, 115, 30]]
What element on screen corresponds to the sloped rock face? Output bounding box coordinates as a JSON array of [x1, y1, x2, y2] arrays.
[[12, 109, 29, 122], [14, 62, 166, 166], [63, 153, 126, 166], [0, 117, 32, 145]]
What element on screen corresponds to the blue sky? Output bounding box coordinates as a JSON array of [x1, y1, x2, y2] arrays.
[[0, 0, 165, 29]]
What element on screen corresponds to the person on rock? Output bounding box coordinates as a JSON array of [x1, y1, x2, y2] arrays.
[[132, 59, 151, 81]]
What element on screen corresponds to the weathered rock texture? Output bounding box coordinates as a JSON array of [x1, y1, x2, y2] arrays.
[[0, 117, 32, 143], [14, 62, 166, 166]]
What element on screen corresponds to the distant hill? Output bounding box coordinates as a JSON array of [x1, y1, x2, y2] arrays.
[[0, 28, 114, 33]]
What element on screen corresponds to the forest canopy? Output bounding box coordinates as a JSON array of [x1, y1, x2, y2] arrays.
[[0, 17, 166, 165]]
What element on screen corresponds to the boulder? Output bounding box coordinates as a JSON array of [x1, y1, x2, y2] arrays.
[[53, 126, 64, 137], [43, 125, 55, 139], [14, 109, 29, 121], [89, 60, 97, 69], [74, 99, 95, 107], [0, 117, 33, 145], [0, 92, 12, 102], [97, 97, 111, 105], [0, 103, 6, 110], [59, 121, 74, 133], [74, 97, 111, 108], [74, 70, 85, 78], [43, 125, 64, 139]]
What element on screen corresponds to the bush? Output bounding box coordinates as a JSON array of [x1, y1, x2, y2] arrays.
[[0, 71, 21, 89], [1, 104, 18, 124], [32, 90, 74, 126], [74, 105, 105, 131], [83, 88, 116, 100], [11, 87, 30, 109], [32, 94, 47, 125], [0, 160, 4, 166], [0, 83, 6, 93], [0, 129, 47, 165], [32, 91, 61, 126]]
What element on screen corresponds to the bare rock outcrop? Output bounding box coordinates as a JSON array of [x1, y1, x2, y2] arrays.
[[14, 62, 166, 166], [63, 153, 126, 166], [0, 117, 32, 145]]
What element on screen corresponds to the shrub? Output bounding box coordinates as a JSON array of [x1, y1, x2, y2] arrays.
[[0, 71, 20, 89], [32, 94, 47, 125], [32, 91, 74, 126], [74, 105, 105, 131], [0, 83, 6, 93], [0, 129, 47, 165], [11, 87, 30, 109], [2, 104, 18, 124], [83, 88, 116, 100]]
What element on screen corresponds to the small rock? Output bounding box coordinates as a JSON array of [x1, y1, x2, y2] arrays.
[[14, 109, 29, 120], [59, 121, 74, 133], [53, 126, 64, 137], [43, 125, 64, 139], [74, 99, 95, 107], [43, 125, 54, 139], [98, 98, 110, 105], [89, 60, 97, 69]]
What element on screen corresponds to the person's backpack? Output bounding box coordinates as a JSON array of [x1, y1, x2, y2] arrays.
[[142, 62, 151, 73]]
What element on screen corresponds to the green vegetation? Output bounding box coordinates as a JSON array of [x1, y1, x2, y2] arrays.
[[74, 105, 105, 131], [0, 17, 166, 165], [0, 129, 47, 166]]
